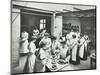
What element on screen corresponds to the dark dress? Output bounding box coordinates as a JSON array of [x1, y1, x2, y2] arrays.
[[70, 45, 80, 65], [35, 37, 42, 48]]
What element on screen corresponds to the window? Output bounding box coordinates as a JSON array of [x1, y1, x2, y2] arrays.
[[40, 19, 46, 29]]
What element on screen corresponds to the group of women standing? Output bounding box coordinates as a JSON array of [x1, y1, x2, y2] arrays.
[[19, 28, 90, 73], [65, 30, 90, 65], [19, 29, 52, 73]]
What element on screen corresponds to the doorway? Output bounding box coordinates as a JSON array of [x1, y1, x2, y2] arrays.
[[21, 9, 51, 36]]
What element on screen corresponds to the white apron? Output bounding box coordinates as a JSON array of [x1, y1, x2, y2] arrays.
[[24, 41, 36, 73], [72, 44, 78, 61], [60, 47, 69, 59], [39, 37, 51, 56], [51, 40, 61, 58], [24, 54, 36, 73], [71, 39, 78, 61], [20, 40, 29, 53], [28, 41, 36, 53], [79, 37, 85, 58]]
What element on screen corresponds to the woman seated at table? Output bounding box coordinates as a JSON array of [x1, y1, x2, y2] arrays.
[[51, 36, 61, 59], [59, 40, 71, 64]]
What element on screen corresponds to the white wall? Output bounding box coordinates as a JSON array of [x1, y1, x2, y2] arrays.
[[51, 14, 62, 39], [12, 8, 20, 67], [51, 13, 56, 36], [55, 16, 63, 39]]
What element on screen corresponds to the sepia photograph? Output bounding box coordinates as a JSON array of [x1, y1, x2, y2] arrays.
[[11, 0, 96, 74]]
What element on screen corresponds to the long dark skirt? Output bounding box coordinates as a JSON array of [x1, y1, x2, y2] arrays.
[[80, 46, 88, 60], [70, 46, 80, 65], [35, 37, 42, 48], [45, 66, 51, 72]]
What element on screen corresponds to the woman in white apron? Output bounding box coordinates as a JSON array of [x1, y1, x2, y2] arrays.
[[19, 31, 29, 67], [34, 45, 49, 72], [33, 33, 51, 72], [39, 33, 51, 56], [20, 31, 29, 55], [51, 36, 61, 58], [70, 35, 80, 65], [59, 40, 70, 64], [23, 36, 37, 73], [79, 35, 89, 60]]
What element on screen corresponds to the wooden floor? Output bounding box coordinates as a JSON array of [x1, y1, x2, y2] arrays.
[[11, 54, 91, 74]]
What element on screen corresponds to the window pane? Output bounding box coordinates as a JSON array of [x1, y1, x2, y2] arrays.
[[44, 24, 46, 28], [44, 19, 46, 23], [40, 24, 44, 29], [40, 19, 44, 23]]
